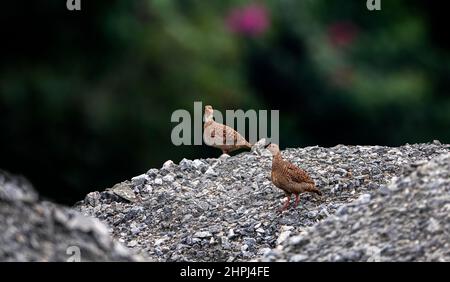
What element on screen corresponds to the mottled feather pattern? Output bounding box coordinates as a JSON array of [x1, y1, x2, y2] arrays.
[[285, 161, 314, 185], [204, 121, 251, 153], [271, 153, 321, 196], [203, 106, 322, 211]]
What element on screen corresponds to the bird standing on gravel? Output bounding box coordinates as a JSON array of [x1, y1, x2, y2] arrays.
[[266, 144, 322, 211], [203, 105, 252, 155]]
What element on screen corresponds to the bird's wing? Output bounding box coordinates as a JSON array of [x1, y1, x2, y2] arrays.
[[205, 121, 250, 147], [219, 124, 248, 146], [284, 160, 314, 184]]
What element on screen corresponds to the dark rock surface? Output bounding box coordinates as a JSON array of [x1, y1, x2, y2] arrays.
[[260, 152, 450, 262], [73, 142, 449, 261], [2, 141, 449, 262], [0, 170, 142, 261]]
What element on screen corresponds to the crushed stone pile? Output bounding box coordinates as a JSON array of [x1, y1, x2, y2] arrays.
[[74, 142, 449, 261], [260, 152, 450, 262], [0, 170, 142, 261]]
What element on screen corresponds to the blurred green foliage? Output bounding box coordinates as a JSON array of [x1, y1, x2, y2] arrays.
[[1, 0, 450, 203]]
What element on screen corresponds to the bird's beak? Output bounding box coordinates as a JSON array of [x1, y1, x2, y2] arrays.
[[264, 142, 272, 148]]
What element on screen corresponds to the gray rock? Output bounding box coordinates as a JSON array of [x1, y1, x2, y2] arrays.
[[256, 228, 265, 234], [426, 218, 441, 234], [0, 170, 143, 262], [356, 193, 371, 205], [162, 174, 175, 182], [260, 149, 272, 158], [205, 168, 217, 177], [0, 170, 38, 203], [162, 160, 174, 170], [131, 174, 148, 188], [193, 231, 213, 239], [261, 152, 450, 262], [276, 228, 292, 245], [70, 142, 450, 262], [84, 191, 101, 207], [146, 168, 159, 178], [179, 158, 192, 170], [219, 154, 230, 161], [111, 182, 137, 202], [290, 254, 308, 262], [127, 240, 138, 247], [192, 159, 205, 170]]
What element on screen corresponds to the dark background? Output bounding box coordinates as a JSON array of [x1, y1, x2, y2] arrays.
[[1, 0, 450, 204]]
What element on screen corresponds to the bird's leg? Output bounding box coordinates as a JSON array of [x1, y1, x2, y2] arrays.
[[294, 193, 300, 207], [278, 194, 291, 212]]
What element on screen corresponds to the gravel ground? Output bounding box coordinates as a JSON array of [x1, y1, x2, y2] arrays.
[[0, 170, 142, 261], [260, 152, 450, 262], [74, 141, 449, 262]]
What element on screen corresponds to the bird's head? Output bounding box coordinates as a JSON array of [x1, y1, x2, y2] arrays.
[[204, 105, 214, 122], [265, 143, 280, 156]]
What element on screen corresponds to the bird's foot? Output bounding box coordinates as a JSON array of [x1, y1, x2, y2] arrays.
[[294, 194, 300, 207], [278, 196, 290, 212]]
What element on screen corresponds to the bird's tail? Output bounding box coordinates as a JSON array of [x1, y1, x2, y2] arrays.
[[239, 141, 252, 150]]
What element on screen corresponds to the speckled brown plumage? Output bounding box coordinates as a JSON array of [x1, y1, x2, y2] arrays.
[[267, 144, 322, 211], [203, 105, 251, 154]]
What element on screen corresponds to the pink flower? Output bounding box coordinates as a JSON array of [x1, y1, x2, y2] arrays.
[[225, 3, 270, 37], [327, 21, 358, 48]]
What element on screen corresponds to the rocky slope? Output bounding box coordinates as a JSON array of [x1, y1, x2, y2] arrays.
[[73, 141, 450, 261], [0, 170, 142, 261], [260, 152, 450, 262]]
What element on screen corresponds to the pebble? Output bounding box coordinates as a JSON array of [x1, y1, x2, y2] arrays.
[[276, 231, 292, 245], [162, 174, 174, 182], [193, 231, 213, 238], [162, 160, 174, 169], [426, 218, 441, 234], [127, 240, 138, 247], [192, 159, 205, 169]]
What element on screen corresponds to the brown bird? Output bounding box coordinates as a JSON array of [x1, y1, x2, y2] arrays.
[[203, 105, 252, 155], [266, 143, 322, 211]]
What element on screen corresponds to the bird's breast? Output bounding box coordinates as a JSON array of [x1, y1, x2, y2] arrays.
[[271, 171, 281, 188]]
